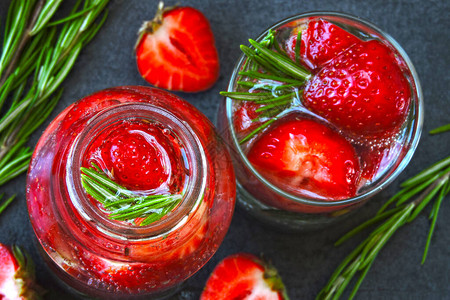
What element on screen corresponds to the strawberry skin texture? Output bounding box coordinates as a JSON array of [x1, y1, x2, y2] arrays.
[[84, 119, 184, 192], [286, 19, 360, 70], [136, 7, 219, 92], [303, 40, 411, 139], [201, 253, 287, 300], [248, 117, 360, 200]]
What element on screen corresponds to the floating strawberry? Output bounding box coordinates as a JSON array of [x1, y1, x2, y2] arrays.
[[233, 101, 263, 136], [84, 119, 184, 191], [200, 253, 289, 300], [248, 117, 360, 200], [303, 39, 411, 139], [0, 244, 42, 300], [135, 2, 219, 92], [285, 19, 361, 70]]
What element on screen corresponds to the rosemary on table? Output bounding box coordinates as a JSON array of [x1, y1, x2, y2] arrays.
[[0, 0, 109, 191], [220, 30, 311, 144], [429, 123, 450, 135], [81, 165, 182, 226], [317, 126, 450, 300], [0, 193, 15, 215]]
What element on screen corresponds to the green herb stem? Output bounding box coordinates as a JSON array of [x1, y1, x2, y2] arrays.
[[429, 123, 450, 135], [0, 0, 110, 192], [81, 167, 182, 226], [317, 155, 450, 299]]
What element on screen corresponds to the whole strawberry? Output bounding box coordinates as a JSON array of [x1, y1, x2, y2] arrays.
[[201, 253, 289, 300], [83, 119, 184, 192], [286, 18, 360, 70], [136, 2, 219, 92], [303, 39, 411, 140], [0, 244, 42, 300]]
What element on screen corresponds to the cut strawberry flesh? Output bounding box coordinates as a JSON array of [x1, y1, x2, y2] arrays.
[[136, 7, 219, 92], [233, 101, 263, 136], [201, 254, 284, 300], [248, 117, 360, 200], [83, 119, 184, 192], [0, 245, 20, 299]]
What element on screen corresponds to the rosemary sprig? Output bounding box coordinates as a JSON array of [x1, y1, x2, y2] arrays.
[[80, 166, 182, 226], [0, 194, 15, 215], [317, 155, 450, 300], [429, 123, 450, 135], [0, 0, 109, 190], [221, 31, 312, 143]]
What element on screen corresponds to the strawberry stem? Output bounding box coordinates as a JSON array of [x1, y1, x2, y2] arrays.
[[136, 1, 179, 48]]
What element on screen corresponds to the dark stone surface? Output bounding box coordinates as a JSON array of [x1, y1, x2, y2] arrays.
[[0, 0, 449, 299]]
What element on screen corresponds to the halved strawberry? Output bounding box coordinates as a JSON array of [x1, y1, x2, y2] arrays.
[[303, 39, 411, 140], [136, 2, 219, 92], [201, 253, 289, 300], [233, 101, 263, 136], [0, 244, 42, 300], [285, 19, 361, 70], [247, 117, 360, 200]]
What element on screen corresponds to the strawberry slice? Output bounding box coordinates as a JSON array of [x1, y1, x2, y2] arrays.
[[201, 253, 289, 300], [233, 101, 263, 136], [247, 117, 360, 200], [286, 19, 361, 70], [303, 39, 411, 140], [136, 2, 219, 92], [0, 244, 42, 300]]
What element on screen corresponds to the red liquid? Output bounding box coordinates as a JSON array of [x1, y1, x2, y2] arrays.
[[27, 86, 235, 297], [219, 16, 416, 214]]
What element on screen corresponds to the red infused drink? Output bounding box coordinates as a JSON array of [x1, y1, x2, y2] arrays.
[[27, 86, 235, 298], [218, 12, 422, 229]]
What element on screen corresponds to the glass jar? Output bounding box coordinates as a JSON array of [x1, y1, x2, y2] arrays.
[[217, 12, 423, 230], [27, 86, 236, 298]]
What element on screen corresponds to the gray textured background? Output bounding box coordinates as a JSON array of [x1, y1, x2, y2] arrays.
[[0, 0, 449, 299]]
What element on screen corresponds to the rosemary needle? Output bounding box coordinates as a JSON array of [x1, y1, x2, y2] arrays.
[[222, 33, 312, 143], [81, 167, 182, 226], [0, 0, 110, 195], [317, 154, 450, 299]]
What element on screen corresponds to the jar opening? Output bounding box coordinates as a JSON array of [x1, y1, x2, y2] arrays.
[[66, 103, 207, 240]]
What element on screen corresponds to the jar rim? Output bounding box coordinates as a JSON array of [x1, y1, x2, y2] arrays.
[[66, 102, 207, 239], [225, 11, 424, 207]]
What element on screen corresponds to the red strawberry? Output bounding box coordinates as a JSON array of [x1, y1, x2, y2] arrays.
[[0, 244, 42, 300], [200, 253, 289, 300], [303, 39, 411, 140], [83, 119, 184, 192], [247, 117, 360, 200], [286, 19, 360, 70], [136, 2, 219, 92], [233, 101, 263, 136]]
